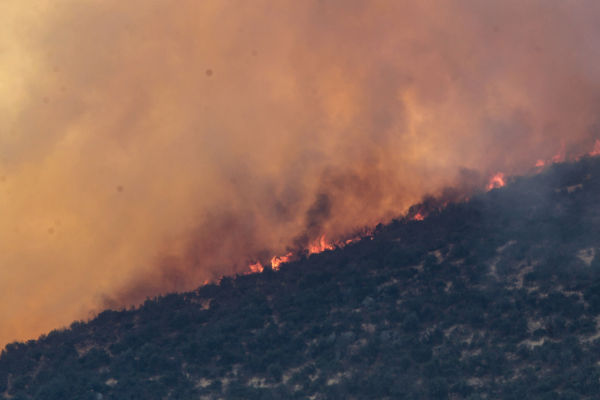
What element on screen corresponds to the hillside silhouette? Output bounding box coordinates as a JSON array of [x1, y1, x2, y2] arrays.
[[4, 157, 600, 399]]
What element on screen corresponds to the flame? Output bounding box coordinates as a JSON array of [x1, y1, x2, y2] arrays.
[[486, 172, 506, 191], [271, 253, 293, 270], [589, 140, 600, 157], [248, 261, 264, 274], [4, 0, 600, 347], [535, 142, 566, 168], [309, 234, 336, 254], [246, 229, 374, 274], [413, 212, 425, 221], [551, 142, 566, 163], [245, 138, 600, 276]]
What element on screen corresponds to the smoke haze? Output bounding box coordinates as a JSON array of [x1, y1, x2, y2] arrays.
[[1, 0, 600, 344]]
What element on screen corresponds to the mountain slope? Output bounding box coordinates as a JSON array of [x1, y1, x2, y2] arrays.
[[5, 158, 600, 400]]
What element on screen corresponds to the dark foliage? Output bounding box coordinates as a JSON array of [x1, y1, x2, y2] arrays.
[[4, 158, 600, 399]]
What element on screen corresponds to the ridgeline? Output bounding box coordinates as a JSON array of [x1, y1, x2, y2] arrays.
[[5, 158, 600, 400]]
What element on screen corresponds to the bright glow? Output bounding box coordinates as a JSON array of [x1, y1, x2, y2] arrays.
[[487, 173, 506, 191], [589, 140, 600, 157], [1, 0, 600, 346], [248, 262, 264, 274], [271, 253, 293, 270]]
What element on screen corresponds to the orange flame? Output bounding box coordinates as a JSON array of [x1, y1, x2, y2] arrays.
[[271, 252, 293, 270], [248, 261, 264, 274], [309, 234, 336, 254], [486, 172, 506, 191], [245, 138, 600, 277], [589, 140, 600, 157], [536, 142, 566, 168], [246, 229, 374, 274], [551, 142, 566, 163]]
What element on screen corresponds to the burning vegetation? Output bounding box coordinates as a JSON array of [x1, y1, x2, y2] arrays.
[[6, 156, 600, 399], [248, 139, 600, 275], [2, 0, 600, 346]]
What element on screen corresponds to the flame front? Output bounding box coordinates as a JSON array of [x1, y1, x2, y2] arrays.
[[271, 253, 293, 270], [247, 138, 600, 275], [535, 142, 567, 168], [254, 229, 375, 273], [589, 140, 600, 157], [551, 142, 566, 164], [487, 173, 506, 191], [413, 213, 425, 221], [3, 0, 600, 346], [248, 262, 264, 274], [309, 235, 336, 255]]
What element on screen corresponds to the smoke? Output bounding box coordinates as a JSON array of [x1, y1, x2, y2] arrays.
[[1, 0, 600, 344]]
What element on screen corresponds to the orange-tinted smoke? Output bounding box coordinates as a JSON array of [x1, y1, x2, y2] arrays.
[[1, 0, 600, 345]]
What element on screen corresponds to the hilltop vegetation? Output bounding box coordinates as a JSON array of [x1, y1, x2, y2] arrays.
[[4, 158, 600, 399]]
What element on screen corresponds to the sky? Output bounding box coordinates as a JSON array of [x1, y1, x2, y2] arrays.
[[1, 0, 600, 345]]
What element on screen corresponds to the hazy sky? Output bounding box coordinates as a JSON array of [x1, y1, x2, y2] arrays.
[[1, 0, 600, 345]]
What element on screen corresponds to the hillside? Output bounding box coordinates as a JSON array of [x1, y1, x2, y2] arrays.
[[4, 158, 600, 400]]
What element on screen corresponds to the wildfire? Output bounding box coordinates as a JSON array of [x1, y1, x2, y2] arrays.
[[309, 234, 336, 254], [244, 228, 375, 274], [551, 142, 566, 163], [248, 261, 264, 273], [589, 140, 600, 157], [413, 212, 424, 221], [271, 252, 293, 270], [243, 234, 334, 274], [486, 172, 506, 191], [241, 139, 600, 277], [534, 142, 566, 169]]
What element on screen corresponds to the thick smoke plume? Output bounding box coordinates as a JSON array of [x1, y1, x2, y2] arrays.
[[1, 0, 600, 344]]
